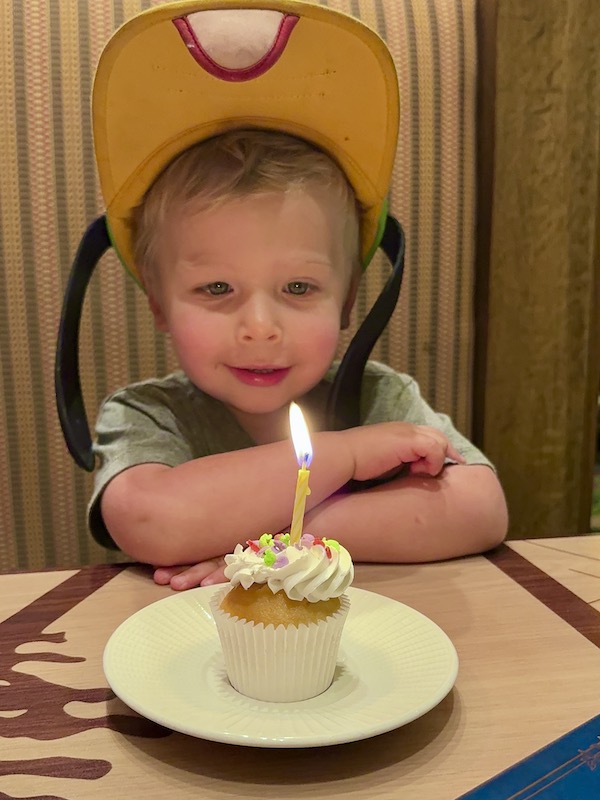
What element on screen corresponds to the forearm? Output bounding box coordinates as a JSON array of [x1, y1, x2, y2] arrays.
[[100, 420, 497, 566], [101, 431, 355, 565], [302, 464, 508, 562]]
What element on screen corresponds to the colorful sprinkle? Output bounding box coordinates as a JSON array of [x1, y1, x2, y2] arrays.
[[245, 532, 345, 565]]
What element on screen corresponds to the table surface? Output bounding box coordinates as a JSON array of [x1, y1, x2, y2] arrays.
[[1, 535, 599, 800]]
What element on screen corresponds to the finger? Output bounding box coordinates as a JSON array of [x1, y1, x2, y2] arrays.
[[408, 442, 447, 476], [408, 458, 443, 477], [170, 561, 222, 591], [153, 565, 190, 585], [200, 564, 227, 587], [407, 435, 447, 471], [446, 444, 466, 464], [422, 429, 465, 464], [417, 428, 465, 465]]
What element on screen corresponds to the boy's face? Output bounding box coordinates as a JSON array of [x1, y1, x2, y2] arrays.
[[147, 189, 358, 427]]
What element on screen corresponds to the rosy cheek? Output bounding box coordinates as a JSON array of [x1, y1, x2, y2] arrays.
[[312, 326, 341, 353]]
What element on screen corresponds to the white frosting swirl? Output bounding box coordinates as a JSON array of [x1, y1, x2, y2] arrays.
[[224, 540, 354, 603]]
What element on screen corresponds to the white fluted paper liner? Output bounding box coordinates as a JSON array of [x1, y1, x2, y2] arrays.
[[210, 587, 350, 702]]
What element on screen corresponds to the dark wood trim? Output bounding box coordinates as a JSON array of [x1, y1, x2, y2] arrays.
[[471, 0, 498, 446], [0, 561, 136, 576], [486, 544, 600, 648], [579, 137, 600, 532]]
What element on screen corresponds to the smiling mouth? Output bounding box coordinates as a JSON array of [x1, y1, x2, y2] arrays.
[[233, 365, 288, 372], [228, 366, 291, 386]]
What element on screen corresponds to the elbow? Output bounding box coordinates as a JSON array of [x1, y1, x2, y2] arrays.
[[449, 465, 509, 556], [480, 502, 509, 551], [101, 493, 166, 566], [100, 467, 188, 566], [472, 475, 509, 553]]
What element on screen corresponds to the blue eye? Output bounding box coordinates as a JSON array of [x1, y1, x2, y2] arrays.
[[203, 282, 231, 296], [286, 281, 311, 296]]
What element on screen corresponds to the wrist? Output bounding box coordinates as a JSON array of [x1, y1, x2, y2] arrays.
[[334, 428, 359, 481]]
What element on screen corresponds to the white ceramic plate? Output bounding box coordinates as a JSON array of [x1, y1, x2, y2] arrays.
[[103, 586, 458, 748]]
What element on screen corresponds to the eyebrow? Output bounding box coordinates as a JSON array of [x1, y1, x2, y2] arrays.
[[279, 253, 335, 269], [174, 250, 337, 275]]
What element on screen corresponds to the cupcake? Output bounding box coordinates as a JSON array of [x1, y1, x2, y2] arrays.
[[210, 532, 354, 702]]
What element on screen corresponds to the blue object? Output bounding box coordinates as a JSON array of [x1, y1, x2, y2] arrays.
[[459, 714, 600, 800]]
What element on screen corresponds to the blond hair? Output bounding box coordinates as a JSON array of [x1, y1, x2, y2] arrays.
[[131, 129, 360, 287]]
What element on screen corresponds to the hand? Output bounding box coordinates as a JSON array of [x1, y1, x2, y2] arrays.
[[341, 422, 465, 482], [153, 557, 227, 591]]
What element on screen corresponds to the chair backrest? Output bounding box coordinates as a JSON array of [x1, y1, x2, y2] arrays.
[[0, 0, 496, 570]]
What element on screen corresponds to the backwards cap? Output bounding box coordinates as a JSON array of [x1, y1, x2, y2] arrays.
[[92, 0, 399, 281]]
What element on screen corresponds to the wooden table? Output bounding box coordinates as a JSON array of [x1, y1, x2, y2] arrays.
[[1, 536, 599, 800]]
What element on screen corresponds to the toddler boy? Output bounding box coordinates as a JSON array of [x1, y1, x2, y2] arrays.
[[84, 2, 507, 589]]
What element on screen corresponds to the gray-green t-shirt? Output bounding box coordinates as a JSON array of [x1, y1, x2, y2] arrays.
[[89, 360, 493, 549]]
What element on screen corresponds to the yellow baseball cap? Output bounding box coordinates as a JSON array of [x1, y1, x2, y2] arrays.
[[93, 0, 399, 283]]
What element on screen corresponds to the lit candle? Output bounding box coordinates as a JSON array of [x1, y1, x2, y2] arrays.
[[289, 402, 313, 545]]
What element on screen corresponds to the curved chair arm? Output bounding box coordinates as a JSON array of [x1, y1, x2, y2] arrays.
[[327, 215, 406, 430], [54, 216, 111, 471]]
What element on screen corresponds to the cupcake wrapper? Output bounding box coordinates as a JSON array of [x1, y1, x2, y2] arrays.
[[210, 587, 350, 702]]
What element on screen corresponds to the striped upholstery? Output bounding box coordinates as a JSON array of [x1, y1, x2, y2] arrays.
[[0, 0, 484, 570]]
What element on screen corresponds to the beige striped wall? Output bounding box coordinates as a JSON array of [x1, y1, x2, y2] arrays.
[[0, 0, 481, 570]]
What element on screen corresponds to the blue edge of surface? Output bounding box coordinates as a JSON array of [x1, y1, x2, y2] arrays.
[[459, 713, 600, 800]]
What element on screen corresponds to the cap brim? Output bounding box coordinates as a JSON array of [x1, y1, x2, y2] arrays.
[[93, 0, 399, 280]]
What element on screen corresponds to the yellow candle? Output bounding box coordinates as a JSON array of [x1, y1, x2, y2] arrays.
[[290, 462, 311, 544], [288, 403, 313, 545]]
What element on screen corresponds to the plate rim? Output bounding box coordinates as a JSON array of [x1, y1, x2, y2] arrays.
[[103, 585, 458, 748]]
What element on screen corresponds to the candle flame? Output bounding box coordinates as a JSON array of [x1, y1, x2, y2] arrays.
[[289, 402, 313, 467]]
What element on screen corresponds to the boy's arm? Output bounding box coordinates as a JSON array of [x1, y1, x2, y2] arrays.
[[153, 462, 507, 590], [100, 422, 461, 566], [303, 463, 508, 562]]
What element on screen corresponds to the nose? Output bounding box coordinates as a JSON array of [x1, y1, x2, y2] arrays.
[[237, 293, 282, 343]]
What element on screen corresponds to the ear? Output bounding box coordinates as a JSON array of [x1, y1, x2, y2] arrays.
[[340, 269, 361, 330], [147, 287, 169, 332]]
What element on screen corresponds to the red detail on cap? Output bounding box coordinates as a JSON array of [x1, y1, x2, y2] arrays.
[[246, 539, 260, 552], [325, 546, 332, 559], [173, 14, 298, 82]]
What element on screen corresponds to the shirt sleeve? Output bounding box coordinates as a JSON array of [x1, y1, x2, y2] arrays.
[[360, 362, 495, 470], [87, 386, 195, 549]]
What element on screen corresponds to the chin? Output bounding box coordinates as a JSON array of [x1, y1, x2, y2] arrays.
[[228, 399, 292, 417], [196, 372, 323, 415]]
